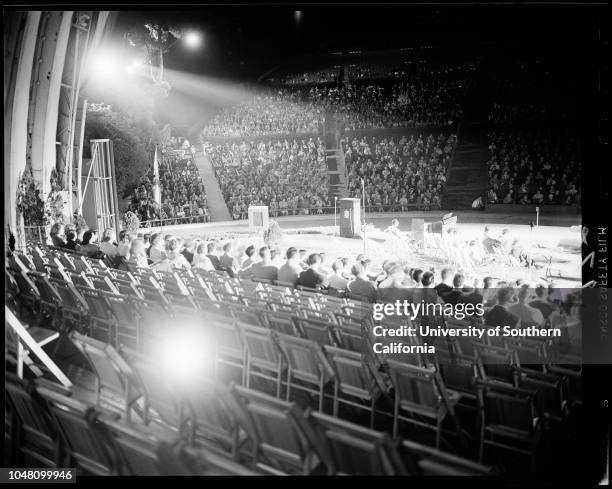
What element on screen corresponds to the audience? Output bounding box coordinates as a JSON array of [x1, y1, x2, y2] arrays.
[[487, 130, 580, 206]]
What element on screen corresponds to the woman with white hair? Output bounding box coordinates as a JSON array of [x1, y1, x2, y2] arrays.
[[154, 238, 191, 272], [192, 242, 215, 271], [127, 239, 149, 269], [99, 227, 119, 257]]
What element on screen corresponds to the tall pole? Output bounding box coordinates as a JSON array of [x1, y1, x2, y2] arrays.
[[334, 196, 337, 233], [362, 178, 366, 255]]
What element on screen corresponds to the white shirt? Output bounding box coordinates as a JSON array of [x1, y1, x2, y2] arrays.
[[508, 303, 545, 327], [99, 241, 119, 257]]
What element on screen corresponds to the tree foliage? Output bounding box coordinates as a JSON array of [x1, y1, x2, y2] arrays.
[[84, 104, 151, 200]]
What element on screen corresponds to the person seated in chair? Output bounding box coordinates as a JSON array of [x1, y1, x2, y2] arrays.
[[297, 253, 327, 290], [250, 246, 278, 282], [49, 223, 67, 248], [346, 262, 377, 302], [76, 230, 101, 258]]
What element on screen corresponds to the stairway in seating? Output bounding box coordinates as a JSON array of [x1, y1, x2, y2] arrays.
[[442, 129, 489, 210], [194, 145, 231, 222], [442, 59, 493, 211]]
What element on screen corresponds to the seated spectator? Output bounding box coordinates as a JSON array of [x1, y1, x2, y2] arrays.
[[99, 228, 119, 258], [117, 230, 132, 258], [127, 239, 149, 269], [65, 230, 79, 251], [155, 238, 191, 272], [378, 264, 412, 302], [443, 273, 466, 305], [206, 242, 222, 270], [192, 243, 215, 271], [250, 246, 278, 282], [346, 262, 377, 302], [220, 242, 238, 273], [327, 260, 349, 293], [508, 284, 545, 327], [459, 278, 485, 306], [484, 287, 521, 329], [240, 245, 258, 271], [76, 230, 101, 258], [180, 239, 196, 264], [277, 247, 302, 286], [297, 253, 328, 290], [149, 233, 166, 263], [50, 223, 67, 248], [529, 284, 557, 320], [412, 271, 441, 312], [434, 267, 454, 299]]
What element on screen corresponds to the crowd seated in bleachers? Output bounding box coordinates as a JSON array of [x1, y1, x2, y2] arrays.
[[344, 133, 457, 211], [201, 90, 323, 137], [269, 67, 340, 85], [128, 148, 210, 225], [200, 72, 470, 139], [205, 138, 331, 220], [486, 130, 580, 206]]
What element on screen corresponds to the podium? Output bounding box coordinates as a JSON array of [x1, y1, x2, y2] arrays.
[[248, 206, 269, 231], [339, 198, 361, 238]]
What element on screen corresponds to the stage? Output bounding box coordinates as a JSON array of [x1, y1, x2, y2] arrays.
[[141, 210, 582, 287]]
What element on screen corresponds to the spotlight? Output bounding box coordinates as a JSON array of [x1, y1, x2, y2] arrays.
[[90, 53, 118, 80], [184, 31, 202, 49], [125, 58, 143, 75]]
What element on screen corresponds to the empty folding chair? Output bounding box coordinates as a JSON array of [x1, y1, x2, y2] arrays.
[[27, 271, 63, 326], [276, 334, 335, 412], [119, 347, 187, 432], [434, 350, 479, 412], [476, 380, 542, 470], [294, 317, 338, 347], [35, 386, 118, 475], [240, 324, 286, 397], [185, 379, 247, 457], [105, 295, 142, 351], [228, 384, 322, 475], [5, 374, 61, 467], [386, 360, 464, 449], [69, 332, 142, 420], [97, 414, 195, 475], [207, 319, 246, 385], [48, 278, 89, 333], [401, 439, 493, 476], [324, 346, 388, 428], [261, 311, 297, 335], [513, 368, 569, 425], [307, 411, 408, 475], [474, 343, 519, 384], [74, 287, 115, 343], [332, 322, 369, 353]]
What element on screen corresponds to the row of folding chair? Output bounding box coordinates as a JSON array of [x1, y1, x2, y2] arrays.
[[4, 373, 255, 475]]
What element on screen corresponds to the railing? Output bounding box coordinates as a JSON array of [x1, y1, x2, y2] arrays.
[[23, 225, 47, 244], [137, 214, 212, 228]]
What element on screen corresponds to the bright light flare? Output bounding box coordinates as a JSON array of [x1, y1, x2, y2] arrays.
[[125, 58, 144, 75], [89, 53, 119, 80], [153, 319, 213, 386], [184, 31, 202, 49]]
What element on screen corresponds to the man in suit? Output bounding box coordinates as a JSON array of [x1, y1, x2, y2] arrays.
[[206, 242, 222, 269], [443, 273, 466, 305], [434, 267, 454, 300], [528, 284, 557, 321], [485, 287, 521, 329]]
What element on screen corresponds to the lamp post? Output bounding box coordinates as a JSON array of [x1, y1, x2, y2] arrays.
[[334, 196, 338, 234]]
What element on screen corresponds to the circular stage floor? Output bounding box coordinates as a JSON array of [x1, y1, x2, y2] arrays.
[[144, 210, 581, 287]]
